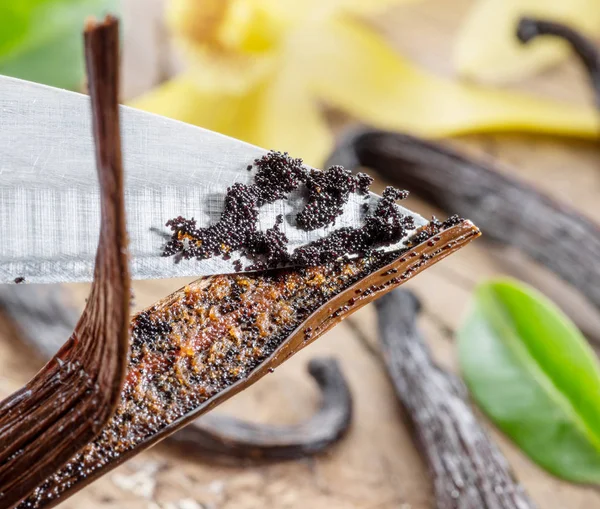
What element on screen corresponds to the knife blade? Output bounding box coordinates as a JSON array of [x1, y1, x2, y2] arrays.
[[0, 75, 427, 284]]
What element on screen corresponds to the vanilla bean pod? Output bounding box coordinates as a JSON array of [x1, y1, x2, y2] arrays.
[[0, 16, 129, 508], [169, 357, 352, 460], [15, 218, 477, 507], [376, 289, 534, 509], [0, 285, 352, 461], [517, 17, 600, 109], [328, 129, 600, 313]]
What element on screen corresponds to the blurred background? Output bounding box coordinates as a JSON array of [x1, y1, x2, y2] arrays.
[[1, 0, 599, 508]]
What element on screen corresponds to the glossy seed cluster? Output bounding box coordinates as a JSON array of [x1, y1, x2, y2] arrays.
[[245, 214, 289, 271], [252, 150, 305, 204], [293, 187, 413, 266], [296, 165, 373, 230], [163, 151, 409, 270], [162, 151, 307, 264]]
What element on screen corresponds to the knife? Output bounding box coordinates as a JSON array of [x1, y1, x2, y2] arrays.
[[0, 75, 427, 285]]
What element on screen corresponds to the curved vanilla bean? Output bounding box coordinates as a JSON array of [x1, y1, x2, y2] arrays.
[[0, 286, 351, 461], [517, 17, 600, 109], [376, 289, 535, 509], [168, 357, 352, 460], [328, 129, 600, 313], [0, 17, 130, 508]]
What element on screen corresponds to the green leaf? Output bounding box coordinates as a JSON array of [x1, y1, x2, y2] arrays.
[[0, 0, 118, 90], [458, 278, 600, 484]]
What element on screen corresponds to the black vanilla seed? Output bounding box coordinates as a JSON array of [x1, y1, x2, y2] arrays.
[[163, 151, 455, 270], [163, 152, 304, 265], [292, 187, 414, 266], [407, 215, 462, 246], [296, 166, 373, 230]]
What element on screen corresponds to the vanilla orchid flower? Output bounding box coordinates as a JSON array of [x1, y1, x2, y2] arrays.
[[132, 0, 598, 166]]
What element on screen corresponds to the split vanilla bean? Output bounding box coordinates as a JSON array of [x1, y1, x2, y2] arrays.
[[517, 17, 600, 109], [376, 289, 535, 509], [328, 129, 600, 313], [169, 357, 352, 460], [17, 220, 478, 508], [0, 16, 129, 508], [0, 285, 352, 462]]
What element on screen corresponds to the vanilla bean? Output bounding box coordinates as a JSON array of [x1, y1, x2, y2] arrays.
[[169, 357, 352, 460], [0, 286, 351, 461], [517, 17, 600, 109], [376, 289, 534, 509], [0, 16, 129, 508], [17, 220, 478, 508], [328, 129, 600, 314]]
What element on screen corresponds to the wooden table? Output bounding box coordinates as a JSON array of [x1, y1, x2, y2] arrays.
[[1, 0, 599, 507]]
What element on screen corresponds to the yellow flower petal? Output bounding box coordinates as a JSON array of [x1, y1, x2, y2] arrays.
[[167, 0, 282, 93], [302, 17, 599, 138], [339, 0, 421, 17], [129, 75, 245, 133], [167, 0, 229, 47], [129, 71, 332, 167], [182, 46, 275, 95], [229, 65, 333, 166], [455, 0, 600, 83]]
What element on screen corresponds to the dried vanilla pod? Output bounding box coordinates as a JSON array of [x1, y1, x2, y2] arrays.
[[328, 129, 600, 313], [0, 12, 483, 509], [18, 219, 479, 508], [0, 285, 352, 462], [0, 16, 130, 509], [376, 289, 534, 509], [517, 17, 600, 109], [169, 357, 352, 461]]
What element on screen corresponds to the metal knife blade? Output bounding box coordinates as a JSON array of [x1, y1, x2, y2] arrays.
[[0, 75, 427, 284]]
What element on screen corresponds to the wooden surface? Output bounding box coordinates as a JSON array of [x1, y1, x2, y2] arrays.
[[1, 0, 600, 507]]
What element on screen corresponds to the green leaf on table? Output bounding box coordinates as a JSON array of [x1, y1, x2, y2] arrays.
[[0, 0, 118, 90], [458, 278, 600, 484]]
